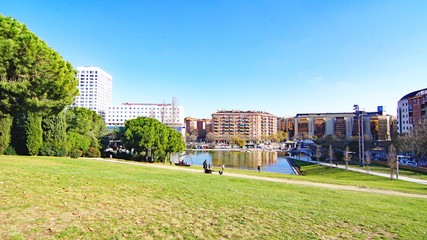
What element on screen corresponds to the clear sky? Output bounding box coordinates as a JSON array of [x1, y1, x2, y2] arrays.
[[2, 1, 427, 118]]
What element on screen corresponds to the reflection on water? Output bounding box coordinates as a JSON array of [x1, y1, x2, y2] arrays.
[[174, 151, 295, 175]]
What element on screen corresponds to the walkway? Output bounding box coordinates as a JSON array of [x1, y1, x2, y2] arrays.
[[287, 155, 427, 185], [88, 158, 427, 199]]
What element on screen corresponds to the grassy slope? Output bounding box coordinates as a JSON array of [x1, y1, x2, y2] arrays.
[[183, 160, 427, 195], [1, 155, 426, 239]]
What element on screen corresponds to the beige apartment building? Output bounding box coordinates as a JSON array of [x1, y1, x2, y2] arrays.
[[212, 110, 277, 141]]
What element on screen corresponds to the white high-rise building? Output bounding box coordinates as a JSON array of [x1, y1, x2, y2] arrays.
[[71, 67, 112, 120], [105, 103, 185, 134]]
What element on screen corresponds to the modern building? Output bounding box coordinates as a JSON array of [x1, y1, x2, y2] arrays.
[[397, 88, 427, 134], [290, 110, 396, 141], [105, 103, 185, 134], [184, 117, 212, 138], [71, 67, 112, 120], [211, 110, 277, 141]]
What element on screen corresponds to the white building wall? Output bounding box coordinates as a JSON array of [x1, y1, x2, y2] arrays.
[[397, 99, 410, 134], [72, 67, 112, 120], [105, 103, 185, 134], [325, 117, 335, 136]]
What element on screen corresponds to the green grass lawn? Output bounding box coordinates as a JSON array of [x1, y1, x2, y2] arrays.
[[341, 161, 427, 180], [1, 155, 426, 239], [183, 160, 427, 195]]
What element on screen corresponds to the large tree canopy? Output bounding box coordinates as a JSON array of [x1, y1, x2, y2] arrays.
[[0, 15, 78, 116]]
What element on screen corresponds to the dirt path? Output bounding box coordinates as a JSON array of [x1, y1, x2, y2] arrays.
[[91, 158, 427, 199]]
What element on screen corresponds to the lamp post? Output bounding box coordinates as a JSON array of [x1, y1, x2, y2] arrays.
[[353, 105, 365, 167]]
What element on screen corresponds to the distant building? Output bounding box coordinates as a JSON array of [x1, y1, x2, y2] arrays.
[[71, 67, 112, 120], [105, 103, 185, 135], [292, 111, 395, 141], [184, 117, 212, 138], [397, 88, 427, 134], [211, 110, 277, 141]]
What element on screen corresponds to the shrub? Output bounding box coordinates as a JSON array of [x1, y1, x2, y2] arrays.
[[5, 146, 17, 155], [25, 112, 43, 156], [86, 147, 101, 158], [39, 142, 56, 156], [55, 141, 71, 157], [70, 149, 82, 158]]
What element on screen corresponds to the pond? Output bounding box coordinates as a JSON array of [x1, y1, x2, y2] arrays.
[[173, 150, 295, 175]]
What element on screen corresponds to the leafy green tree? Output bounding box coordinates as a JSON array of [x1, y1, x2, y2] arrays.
[[67, 131, 90, 154], [124, 117, 157, 159], [25, 112, 43, 155], [65, 107, 107, 153], [165, 128, 185, 163], [0, 114, 13, 154], [152, 124, 169, 162], [124, 117, 185, 162], [42, 111, 67, 143], [0, 15, 78, 116]]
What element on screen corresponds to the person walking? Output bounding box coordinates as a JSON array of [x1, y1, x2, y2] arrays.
[[219, 164, 224, 175], [203, 160, 207, 170]]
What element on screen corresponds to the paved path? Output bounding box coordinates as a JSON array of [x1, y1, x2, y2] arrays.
[[88, 158, 427, 199], [287, 156, 427, 185]]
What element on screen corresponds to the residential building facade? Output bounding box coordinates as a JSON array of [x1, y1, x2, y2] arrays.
[[290, 111, 395, 141], [185, 117, 212, 138], [397, 88, 427, 134], [105, 103, 185, 134], [211, 110, 277, 141], [71, 67, 112, 120]]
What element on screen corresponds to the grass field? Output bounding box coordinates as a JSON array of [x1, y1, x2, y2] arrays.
[[182, 160, 427, 195], [1, 155, 426, 239]]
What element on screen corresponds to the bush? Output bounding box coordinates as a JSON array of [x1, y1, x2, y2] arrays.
[[39, 142, 56, 156], [70, 149, 82, 158], [86, 147, 101, 158], [56, 143, 69, 157], [5, 146, 17, 155]]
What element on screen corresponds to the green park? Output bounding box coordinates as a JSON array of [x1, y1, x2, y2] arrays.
[[1, 14, 427, 240]]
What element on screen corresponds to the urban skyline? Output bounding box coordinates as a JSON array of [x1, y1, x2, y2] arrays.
[[2, 1, 427, 118]]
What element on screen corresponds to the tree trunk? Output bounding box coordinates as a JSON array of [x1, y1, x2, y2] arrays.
[[390, 169, 394, 180], [345, 161, 348, 171]]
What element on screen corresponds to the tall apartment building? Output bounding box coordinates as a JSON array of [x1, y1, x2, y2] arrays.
[[105, 103, 185, 134], [71, 67, 112, 120], [211, 110, 277, 141], [185, 117, 211, 134], [397, 88, 427, 134]]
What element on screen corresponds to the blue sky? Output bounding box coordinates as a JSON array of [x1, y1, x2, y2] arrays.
[[2, 1, 427, 118]]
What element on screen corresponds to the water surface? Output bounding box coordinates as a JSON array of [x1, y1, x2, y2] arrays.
[[174, 150, 295, 175]]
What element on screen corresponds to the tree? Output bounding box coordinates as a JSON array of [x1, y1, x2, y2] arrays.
[[42, 111, 67, 143], [124, 117, 157, 159], [164, 128, 185, 164], [25, 112, 43, 155], [0, 114, 13, 154], [0, 15, 78, 116], [365, 150, 372, 176], [206, 132, 218, 143], [400, 123, 427, 161], [65, 107, 107, 152], [123, 117, 184, 163], [344, 146, 351, 171], [328, 145, 333, 168], [387, 144, 398, 180], [231, 135, 246, 148]]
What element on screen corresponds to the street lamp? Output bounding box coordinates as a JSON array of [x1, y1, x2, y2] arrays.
[[353, 105, 365, 167]]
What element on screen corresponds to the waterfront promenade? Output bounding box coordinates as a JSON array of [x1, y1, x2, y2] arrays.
[[287, 155, 427, 185]]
